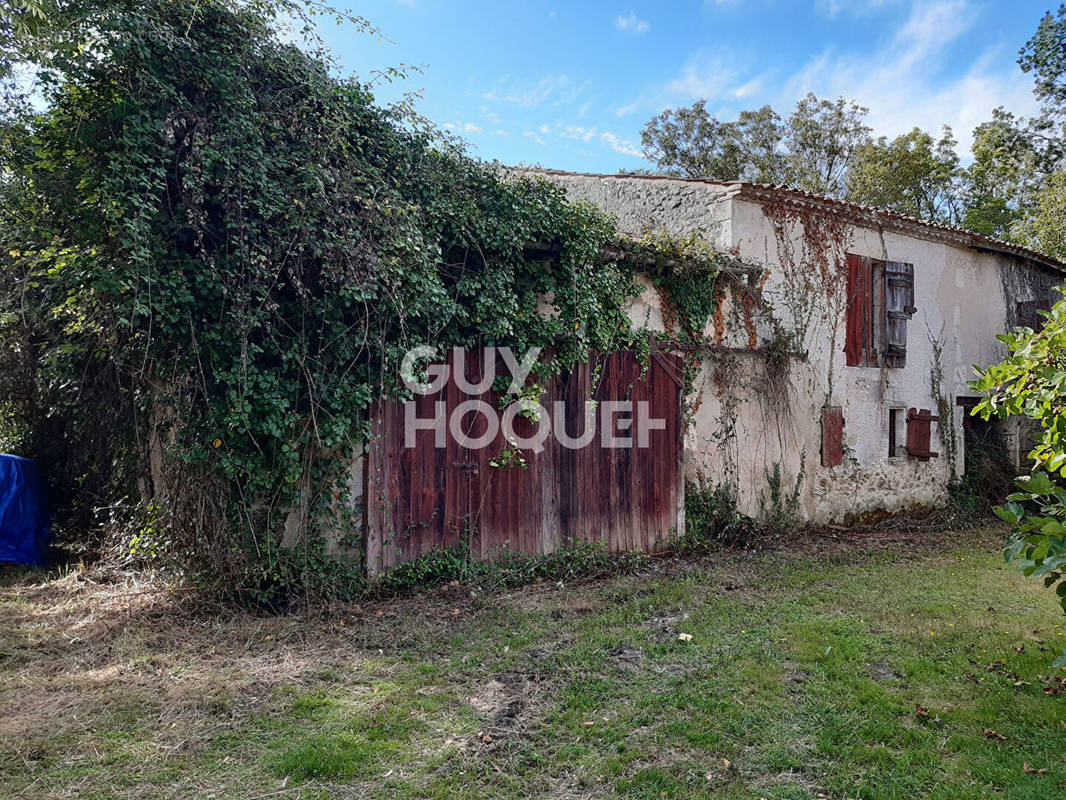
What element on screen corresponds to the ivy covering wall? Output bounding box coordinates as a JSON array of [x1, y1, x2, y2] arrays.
[[0, 0, 747, 596]]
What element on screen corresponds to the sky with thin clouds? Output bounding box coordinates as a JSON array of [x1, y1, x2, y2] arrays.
[[320, 0, 1052, 173]]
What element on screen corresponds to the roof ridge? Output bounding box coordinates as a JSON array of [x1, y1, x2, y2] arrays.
[[517, 167, 1066, 274]]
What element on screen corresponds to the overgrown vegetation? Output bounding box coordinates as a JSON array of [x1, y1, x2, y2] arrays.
[[374, 539, 650, 596], [973, 287, 1066, 666], [639, 230, 729, 342], [0, 0, 650, 596], [945, 423, 1016, 522], [929, 334, 958, 471], [758, 459, 805, 530], [681, 479, 758, 547]]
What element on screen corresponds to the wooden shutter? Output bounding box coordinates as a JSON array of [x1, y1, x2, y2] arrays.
[[845, 254, 872, 367], [906, 407, 939, 461], [884, 261, 915, 369], [821, 406, 844, 467]]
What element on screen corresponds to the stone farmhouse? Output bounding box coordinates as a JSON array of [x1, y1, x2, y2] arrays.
[[533, 170, 1065, 524]]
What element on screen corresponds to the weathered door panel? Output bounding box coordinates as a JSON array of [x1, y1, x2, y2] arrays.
[[365, 349, 684, 575]]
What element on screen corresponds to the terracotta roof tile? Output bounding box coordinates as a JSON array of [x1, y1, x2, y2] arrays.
[[522, 168, 1066, 274]]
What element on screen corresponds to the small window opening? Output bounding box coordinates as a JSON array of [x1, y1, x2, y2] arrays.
[[888, 408, 906, 458]]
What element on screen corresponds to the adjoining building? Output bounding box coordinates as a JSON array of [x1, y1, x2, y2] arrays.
[[533, 170, 1064, 523], [304, 169, 1064, 574]]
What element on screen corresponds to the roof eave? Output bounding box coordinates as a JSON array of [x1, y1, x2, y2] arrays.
[[518, 168, 1066, 275]]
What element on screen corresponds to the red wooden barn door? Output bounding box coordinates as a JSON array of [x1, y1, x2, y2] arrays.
[[364, 349, 684, 576]]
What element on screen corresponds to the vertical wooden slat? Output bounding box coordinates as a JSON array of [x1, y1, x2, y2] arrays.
[[364, 400, 383, 576], [845, 254, 871, 367], [821, 406, 844, 467], [365, 348, 683, 575], [884, 261, 914, 368], [906, 408, 940, 461]]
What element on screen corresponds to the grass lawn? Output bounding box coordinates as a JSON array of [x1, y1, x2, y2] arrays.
[[1, 527, 1065, 799]]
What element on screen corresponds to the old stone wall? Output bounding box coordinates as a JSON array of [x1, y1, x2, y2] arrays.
[[536, 170, 1062, 523]]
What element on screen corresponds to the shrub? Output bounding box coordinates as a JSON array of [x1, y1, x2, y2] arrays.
[[972, 287, 1066, 667], [681, 479, 758, 548]]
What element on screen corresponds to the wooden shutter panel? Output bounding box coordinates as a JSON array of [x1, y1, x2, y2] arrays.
[[884, 261, 914, 369], [906, 407, 939, 461], [845, 254, 872, 367], [821, 406, 844, 467]]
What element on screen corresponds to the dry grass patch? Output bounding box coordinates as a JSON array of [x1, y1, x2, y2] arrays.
[[2, 529, 1065, 799]]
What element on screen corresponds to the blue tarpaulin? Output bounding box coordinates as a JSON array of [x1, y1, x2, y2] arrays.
[[0, 455, 51, 566]]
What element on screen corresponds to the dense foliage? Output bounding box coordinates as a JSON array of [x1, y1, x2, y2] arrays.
[[0, 0, 641, 595], [640, 93, 871, 198], [846, 127, 962, 223], [973, 290, 1066, 666]]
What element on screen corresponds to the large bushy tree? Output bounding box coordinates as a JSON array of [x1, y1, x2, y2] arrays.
[[0, 0, 637, 594], [640, 92, 870, 198], [962, 108, 1051, 238], [640, 100, 788, 185], [846, 127, 962, 223]]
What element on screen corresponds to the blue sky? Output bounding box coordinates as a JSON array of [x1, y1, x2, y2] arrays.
[[314, 0, 1052, 172]]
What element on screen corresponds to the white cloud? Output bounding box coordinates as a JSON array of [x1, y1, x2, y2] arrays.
[[614, 0, 1039, 158], [538, 123, 643, 158], [484, 74, 590, 108], [613, 48, 749, 117], [615, 11, 650, 34], [522, 130, 550, 147], [731, 76, 765, 100], [599, 131, 643, 157], [776, 0, 1038, 155], [663, 51, 740, 99], [559, 124, 600, 142], [816, 0, 899, 17], [443, 121, 483, 134]]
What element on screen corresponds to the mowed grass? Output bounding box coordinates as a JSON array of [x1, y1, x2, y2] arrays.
[[2, 531, 1065, 799]]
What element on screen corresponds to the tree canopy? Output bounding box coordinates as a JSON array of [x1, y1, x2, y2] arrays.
[[846, 127, 961, 223], [640, 92, 870, 198]]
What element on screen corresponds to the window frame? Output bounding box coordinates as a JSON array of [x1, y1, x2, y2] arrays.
[[845, 254, 914, 369]]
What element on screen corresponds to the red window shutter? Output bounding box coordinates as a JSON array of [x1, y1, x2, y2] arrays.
[[906, 408, 940, 462], [821, 406, 844, 467], [884, 261, 914, 369], [845, 254, 872, 367]]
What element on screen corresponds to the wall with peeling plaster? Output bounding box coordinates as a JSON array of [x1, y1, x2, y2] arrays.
[[537, 171, 1064, 524]]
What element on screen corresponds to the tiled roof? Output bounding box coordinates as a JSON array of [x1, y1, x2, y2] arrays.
[[525, 168, 1066, 275]]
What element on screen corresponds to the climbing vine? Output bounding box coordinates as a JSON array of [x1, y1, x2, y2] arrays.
[[760, 198, 851, 368], [0, 0, 641, 596], [929, 334, 958, 472], [632, 229, 727, 341], [0, 0, 816, 596], [757, 197, 852, 476]]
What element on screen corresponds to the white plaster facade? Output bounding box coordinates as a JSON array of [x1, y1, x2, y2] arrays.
[[533, 170, 1066, 524]]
